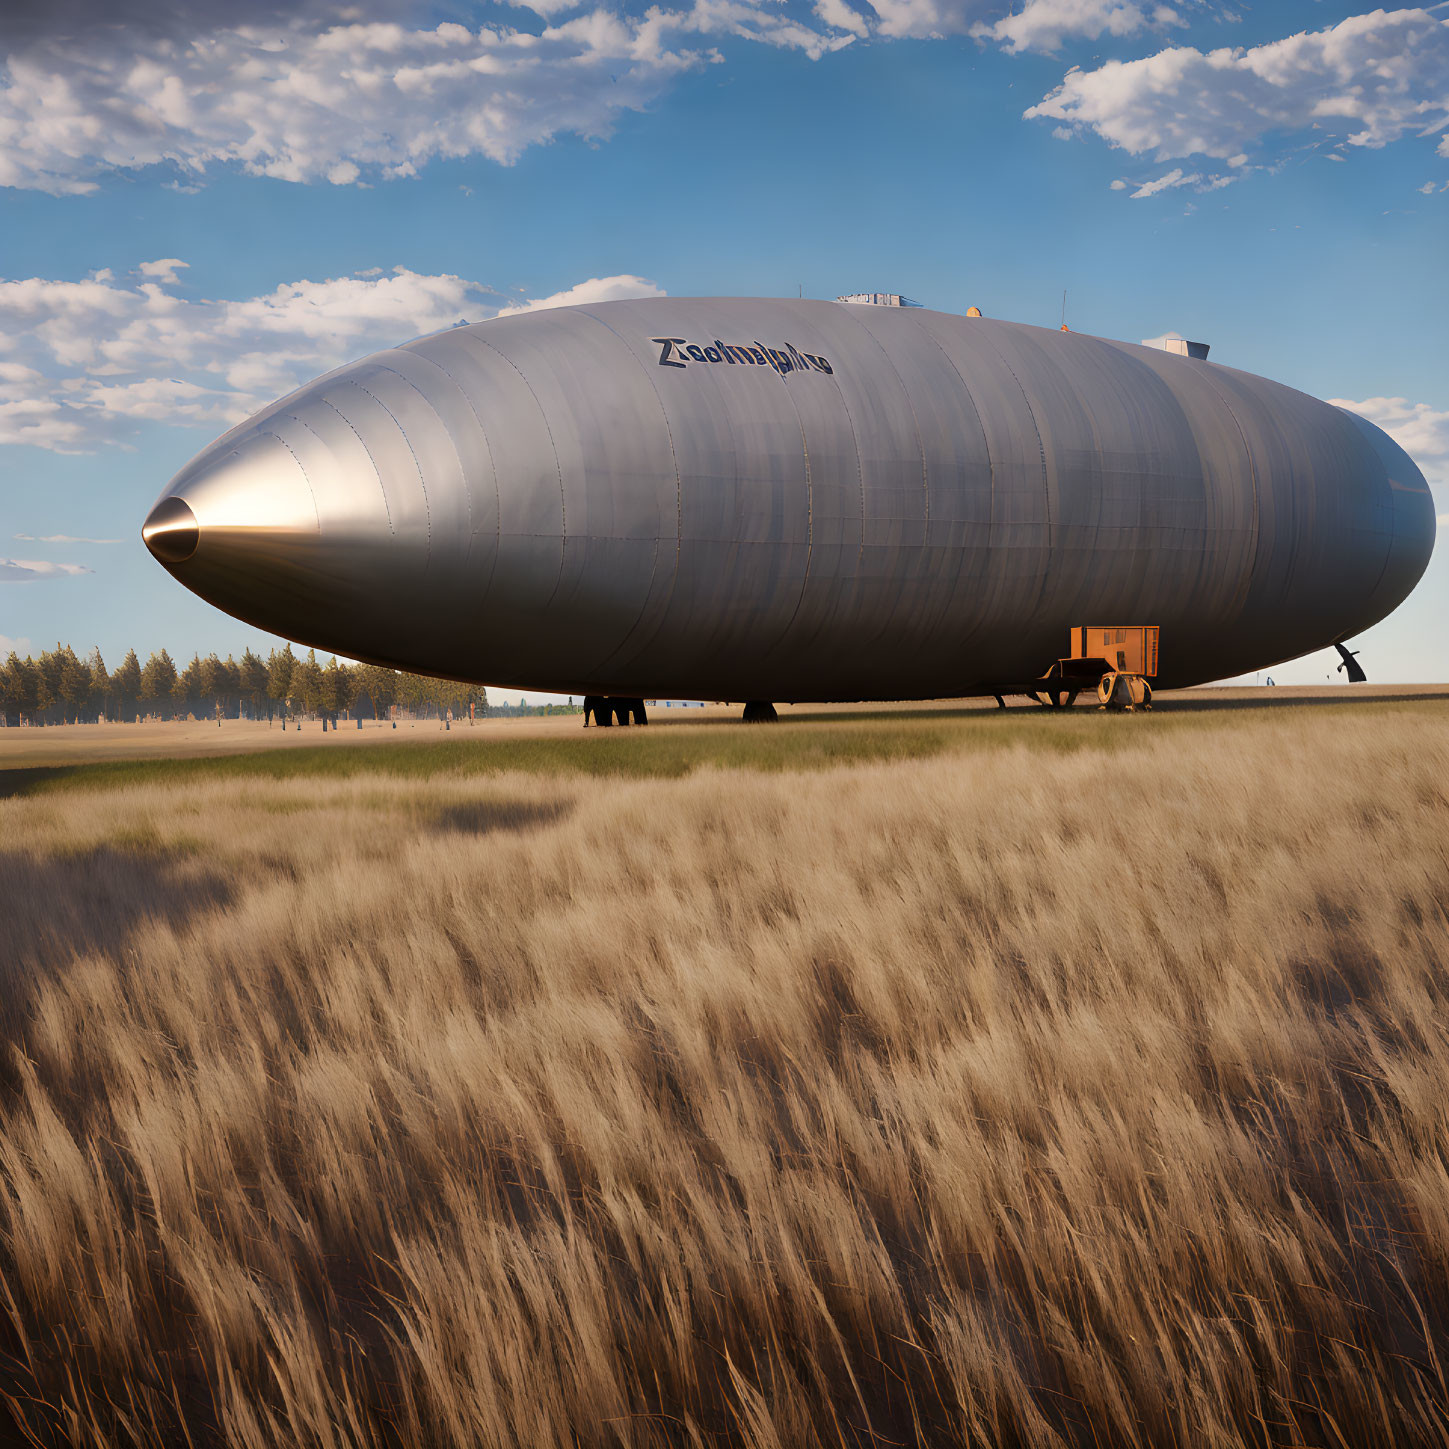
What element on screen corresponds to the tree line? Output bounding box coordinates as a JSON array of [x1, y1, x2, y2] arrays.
[[0, 643, 504, 727]]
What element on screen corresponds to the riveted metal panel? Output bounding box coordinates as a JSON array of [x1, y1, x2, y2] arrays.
[[262, 403, 392, 545], [772, 300, 933, 665], [408, 328, 564, 622], [464, 309, 676, 679], [911, 313, 1051, 564], [316, 375, 431, 555], [1201, 367, 1394, 667], [368, 347, 499, 596], [835, 309, 997, 673], [348, 359, 475, 593], [573, 298, 813, 681], [1095, 338, 1258, 674], [978, 327, 1212, 633]]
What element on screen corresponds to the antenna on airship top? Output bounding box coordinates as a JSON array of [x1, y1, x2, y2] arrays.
[[1061, 289, 1067, 329]]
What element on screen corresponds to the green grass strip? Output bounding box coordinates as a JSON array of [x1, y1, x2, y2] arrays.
[[1, 695, 1440, 798]]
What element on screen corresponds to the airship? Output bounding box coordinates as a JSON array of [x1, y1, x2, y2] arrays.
[[142, 297, 1434, 709]]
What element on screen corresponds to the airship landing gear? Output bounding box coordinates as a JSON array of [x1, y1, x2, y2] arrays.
[[582, 696, 648, 726], [742, 701, 778, 723], [1032, 688, 1079, 710]]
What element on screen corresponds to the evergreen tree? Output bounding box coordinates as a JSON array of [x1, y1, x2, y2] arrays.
[[352, 663, 395, 720], [267, 645, 296, 717], [139, 650, 178, 719], [196, 654, 221, 716], [294, 649, 323, 717], [85, 647, 110, 721], [319, 656, 350, 721], [239, 649, 268, 718], [216, 656, 241, 717], [0, 653, 23, 726], [34, 647, 62, 719], [58, 645, 90, 723], [14, 655, 40, 724], [112, 650, 142, 722], [178, 654, 204, 717]]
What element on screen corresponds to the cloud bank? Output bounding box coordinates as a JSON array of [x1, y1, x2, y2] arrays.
[[0, 0, 1255, 194], [1029, 8, 1449, 171], [0, 7, 1440, 200], [0, 265, 665, 452]]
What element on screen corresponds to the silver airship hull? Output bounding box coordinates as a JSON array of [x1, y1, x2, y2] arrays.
[[143, 298, 1435, 698]]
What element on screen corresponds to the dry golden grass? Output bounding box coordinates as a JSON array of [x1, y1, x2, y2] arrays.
[[1, 705, 1448, 1446]]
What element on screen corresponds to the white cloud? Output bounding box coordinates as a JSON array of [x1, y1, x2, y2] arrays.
[[503, 0, 587, 16], [0, 558, 93, 581], [814, 0, 870, 38], [675, 0, 858, 56], [1418, 181, 1436, 194], [1140, 330, 1184, 348], [0, 264, 666, 452], [0, 633, 33, 655], [138, 258, 188, 283], [1122, 165, 1237, 197], [1109, 177, 1128, 189], [856, 0, 1175, 45], [974, 0, 1182, 54], [13, 533, 123, 543], [1130, 166, 1195, 197], [1027, 8, 1449, 166], [1329, 396, 1449, 488], [493, 274, 668, 317]]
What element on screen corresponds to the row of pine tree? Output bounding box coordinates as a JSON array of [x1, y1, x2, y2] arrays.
[[0, 644, 500, 726]]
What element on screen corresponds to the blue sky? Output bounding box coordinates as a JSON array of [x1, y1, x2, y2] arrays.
[[2, 0, 1445, 695]]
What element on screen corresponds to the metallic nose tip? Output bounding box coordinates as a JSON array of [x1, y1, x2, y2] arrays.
[[143, 497, 199, 564]]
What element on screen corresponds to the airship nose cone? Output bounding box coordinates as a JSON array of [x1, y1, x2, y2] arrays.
[[141, 429, 324, 639], [141, 496, 199, 564]]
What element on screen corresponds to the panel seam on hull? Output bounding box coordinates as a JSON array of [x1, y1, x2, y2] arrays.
[[378, 362, 474, 571], [803, 309, 866, 567], [1195, 371, 1262, 625], [260, 431, 321, 532], [817, 302, 934, 652], [352, 380, 432, 559], [910, 315, 996, 669], [395, 350, 502, 602], [970, 327, 1053, 622], [315, 399, 392, 537], [752, 332, 818, 667], [468, 335, 568, 610], [571, 306, 683, 681]]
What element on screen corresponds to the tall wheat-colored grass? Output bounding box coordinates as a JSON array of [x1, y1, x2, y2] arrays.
[[1, 707, 1447, 1446]]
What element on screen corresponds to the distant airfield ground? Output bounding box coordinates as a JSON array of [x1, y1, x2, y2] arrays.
[[3, 681, 1445, 777], [2, 687, 1447, 1446]]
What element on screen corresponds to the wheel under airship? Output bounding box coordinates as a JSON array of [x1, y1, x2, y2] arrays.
[[142, 298, 1435, 701]]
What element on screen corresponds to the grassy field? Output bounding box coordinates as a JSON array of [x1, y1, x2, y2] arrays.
[[2, 698, 1448, 1446]]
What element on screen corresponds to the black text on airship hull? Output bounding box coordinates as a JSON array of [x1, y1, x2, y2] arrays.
[[143, 298, 1435, 698]]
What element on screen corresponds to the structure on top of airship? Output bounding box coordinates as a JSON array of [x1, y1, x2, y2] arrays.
[[142, 295, 1435, 708]]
